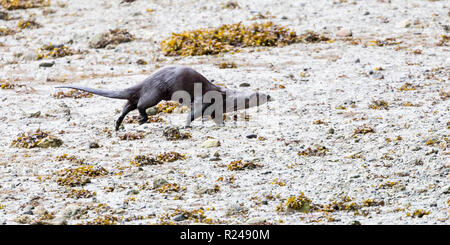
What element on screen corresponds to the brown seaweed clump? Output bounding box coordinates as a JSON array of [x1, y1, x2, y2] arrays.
[[161, 21, 306, 56], [226, 160, 261, 171], [17, 18, 41, 29], [218, 62, 237, 69], [56, 165, 108, 187], [67, 188, 97, 199], [368, 99, 389, 110], [297, 145, 328, 157], [1, 82, 15, 89], [1, 0, 50, 10], [437, 35, 449, 46], [162, 127, 191, 140], [11, 129, 63, 148], [89, 29, 135, 49], [157, 101, 179, 113], [275, 192, 313, 213], [130, 152, 186, 167], [53, 89, 93, 99], [37, 44, 77, 59], [118, 132, 145, 140], [0, 27, 15, 36], [353, 125, 375, 135]]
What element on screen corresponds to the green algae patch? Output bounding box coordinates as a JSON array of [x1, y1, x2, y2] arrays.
[[161, 21, 328, 56]]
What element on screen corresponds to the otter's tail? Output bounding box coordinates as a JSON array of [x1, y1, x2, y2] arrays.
[[56, 85, 131, 100]]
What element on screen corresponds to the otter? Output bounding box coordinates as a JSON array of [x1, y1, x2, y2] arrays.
[[56, 65, 272, 131]]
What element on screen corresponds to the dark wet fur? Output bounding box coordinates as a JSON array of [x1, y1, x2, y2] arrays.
[[56, 65, 225, 131]]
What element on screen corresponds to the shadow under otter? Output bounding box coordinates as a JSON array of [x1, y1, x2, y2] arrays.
[[56, 65, 273, 131]]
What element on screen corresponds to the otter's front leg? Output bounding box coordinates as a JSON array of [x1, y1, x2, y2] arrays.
[[138, 108, 148, 125]]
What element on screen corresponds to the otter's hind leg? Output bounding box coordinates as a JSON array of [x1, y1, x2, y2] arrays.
[[116, 101, 137, 131]]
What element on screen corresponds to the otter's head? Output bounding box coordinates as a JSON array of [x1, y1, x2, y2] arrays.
[[223, 90, 274, 113]]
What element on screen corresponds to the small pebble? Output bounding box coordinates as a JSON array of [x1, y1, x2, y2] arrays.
[[246, 134, 257, 139], [39, 62, 55, 68], [89, 142, 100, 149]]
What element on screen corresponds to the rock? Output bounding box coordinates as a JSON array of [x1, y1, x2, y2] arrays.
[[89, 33, 106, 48], [0, 11, 8, 20], [49, 215, 67, 225], [127, 189, 139, 195], [239, 83, 251, 87], [197, 153, 209, 159], [225, 204, 247, 216], [136, 59, 148, 65], [201, 139, 220, 148], [29, 111, 41, 118], [146, 107, 158, 116], [246, 134, 257, 139], [36, 135, 63, 148], [88, 142, 100, 149], [63, 205, 81, 218], [327, 128, 335, 134], [173, 214, 188, 222], [39, 61, 55, 68], [245, 217, 267, 225], [33, 206, 48, 217], [336, 29, 352, 37], [23, 52, 37, 61], [163, 127, 191, 140], [372, 71, 384, 80], [22, 207, 34, 215], [14, 215, 32, 224], [153, 178, 168, 189], [398, 20, 411, 28]]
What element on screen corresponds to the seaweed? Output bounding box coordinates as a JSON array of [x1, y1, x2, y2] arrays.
[[162, 127, 191, 140], [52, 89, 93, 99], [0, 0, 50, 10], [17, 18, 41, 29], [118, 132, 145, 140], [55, 165, 107, 187], [37, 44, 78, 59], [353, 125, 375, 135], [368, 99, 389, 110], [297, 145, 328, 157], [161, 21, 326, 56], [0, 27, 15, 36], [11, 129, 63, 148], [227, 160, 261, 171]]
